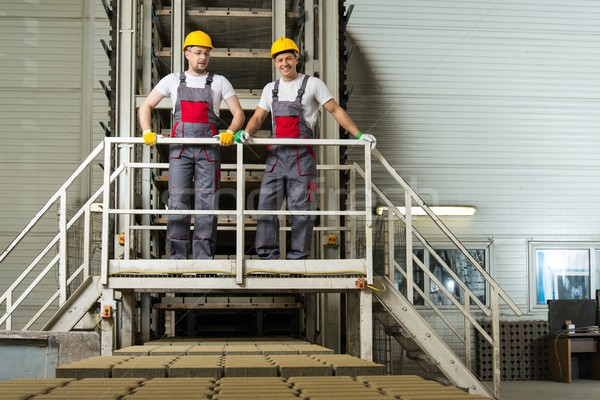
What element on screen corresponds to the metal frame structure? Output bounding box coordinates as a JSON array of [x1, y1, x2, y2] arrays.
[[0, 1, 527, 398]]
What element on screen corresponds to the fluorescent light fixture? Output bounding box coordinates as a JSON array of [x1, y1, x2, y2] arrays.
[[375, 205, 476, 216]]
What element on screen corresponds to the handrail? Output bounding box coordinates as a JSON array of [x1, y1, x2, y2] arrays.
[[0, 147, 121, 329], [366, 149, 523, 317], [0, 141, 105, 264], [99, 136, 374, 285]]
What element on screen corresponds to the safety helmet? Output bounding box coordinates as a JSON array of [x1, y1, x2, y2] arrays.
[[270, 37, 299, 58], [183, 30, 213, 51]]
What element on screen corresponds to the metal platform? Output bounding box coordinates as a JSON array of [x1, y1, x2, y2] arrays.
[[107, 259, 366, 292]]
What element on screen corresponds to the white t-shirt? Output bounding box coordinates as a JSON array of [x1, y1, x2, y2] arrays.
[[257, 74, 334, 130], [154, 71, 236, 117]]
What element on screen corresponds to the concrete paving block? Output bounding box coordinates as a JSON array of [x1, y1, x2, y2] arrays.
[[309, 396, 394, 400], [223, 345, 261, 355], [148, 345, 193, 356], [160, 296, 183, 303], [333, 365, 386, 376], [257, 344, 298, 355], [290, 344, 335, 355], [55, 365, 112, 379], [206, 297, 230, 303], [168, 365, 223, 378], [250, 296, 272, 303], [115, 346, 158, 356], [223, 366, 278, 377], [142, 377, 215, 385], [188, 345, 225, 355], [111, 356, 176, 379], [287, 375, 356, 383], [184, 296, 206, 304]]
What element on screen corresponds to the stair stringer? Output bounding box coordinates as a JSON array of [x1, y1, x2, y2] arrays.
[[373, 276, 492, 398], [43, 276, 100, 332]]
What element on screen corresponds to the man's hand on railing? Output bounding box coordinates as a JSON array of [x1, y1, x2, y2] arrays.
[[356, 131, 376, 150], [234, 130, 250, 144], [142, 130, 157, 146], [216, 129, 235, 146]]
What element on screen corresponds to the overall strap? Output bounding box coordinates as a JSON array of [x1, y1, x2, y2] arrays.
[[272, 79, 280, 101], [295, 75, 310, 103], [179, 72, 186, 86], [206, 73, 213, 87]]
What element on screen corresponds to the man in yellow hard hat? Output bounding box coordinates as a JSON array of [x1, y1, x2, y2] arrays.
[[138, 30, 245, 259], [236, 37, 375, 260]]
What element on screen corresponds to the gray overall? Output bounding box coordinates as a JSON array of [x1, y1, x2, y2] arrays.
[[255, 76, 317, 260], [167, 72, 220, 259]]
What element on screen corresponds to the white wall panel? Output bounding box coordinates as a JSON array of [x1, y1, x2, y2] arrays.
[[347, 0, 600, 312]]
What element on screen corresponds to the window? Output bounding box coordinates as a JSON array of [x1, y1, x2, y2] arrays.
[[530, 242, 600, 307], [396, 246, 489, 306]]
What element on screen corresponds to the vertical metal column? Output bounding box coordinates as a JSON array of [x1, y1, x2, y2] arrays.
[[236, 144, 245, 284], [404, 191, 414, 303], [172, 0, 185, 71], [120, 290, 135, 347], [140, 0, 152, 260], [345, 291, 360, 357], [80, 0, 94, 203], [100, 288, 115, 355], [360, 290, 373, 360], [140, 0, 153, 333], [319, 0, 342, 357]]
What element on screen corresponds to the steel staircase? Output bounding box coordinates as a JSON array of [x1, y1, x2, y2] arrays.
[[0, 137, 522, 399]]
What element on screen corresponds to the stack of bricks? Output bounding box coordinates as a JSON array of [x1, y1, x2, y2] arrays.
[[477, 320, 549, 380], [213, 377, 298, 400], [288, 376, 394, 400], [2, 375, 493, 399], [121, 377, 214, 399], [358, 375, 491, 400]]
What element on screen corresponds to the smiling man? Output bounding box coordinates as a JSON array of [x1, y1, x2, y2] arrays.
[[237, 37, 376, 260]]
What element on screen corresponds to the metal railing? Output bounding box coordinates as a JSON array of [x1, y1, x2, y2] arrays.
[[0, 141, 109, 330], [99, 137, 374, 285], [356, 149, 523, 398], [0, 136, 522, 397]]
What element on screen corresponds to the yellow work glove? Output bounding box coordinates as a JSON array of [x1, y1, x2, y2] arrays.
[[217, 129, 235, 146], [142, 129, 157, 146]]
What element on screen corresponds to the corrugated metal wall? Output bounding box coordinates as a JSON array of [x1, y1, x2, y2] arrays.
[[346, 0, 600, 310], [0, 0, 109, 328]]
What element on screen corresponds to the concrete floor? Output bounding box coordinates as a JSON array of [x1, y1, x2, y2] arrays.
[[499, 379, 600, 400]]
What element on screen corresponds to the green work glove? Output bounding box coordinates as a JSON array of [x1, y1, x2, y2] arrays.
[[142, 130, 157, 146], [234, 130, 250, 144], [356, 131, 376, 151], [217, 129, 235, 146]]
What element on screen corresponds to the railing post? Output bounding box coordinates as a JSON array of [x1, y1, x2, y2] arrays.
[[58, 193, 68, 305], [101, 138, 112, 285], [349, 167, 356, 259], [120, 144, 132, 261], [236, 143, 245, 284], [491, 289, 501, 399], [83, 207, 91, 280], [5, 292, 12, 330], [464, 294, 472, 369], [364, 145, 373, 284], [404, 191, 413, 303], [387, 209, 394, 281]]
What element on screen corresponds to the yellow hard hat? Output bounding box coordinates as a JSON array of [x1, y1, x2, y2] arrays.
[[183, 30, 213, 51], [270, 37, 299, 58]]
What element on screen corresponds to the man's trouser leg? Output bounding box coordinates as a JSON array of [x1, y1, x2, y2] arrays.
[[255, 169, 285, 260], [167, 151, 194, 259], [192, 146, 219, 259], [286, 169, 317, 260]]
